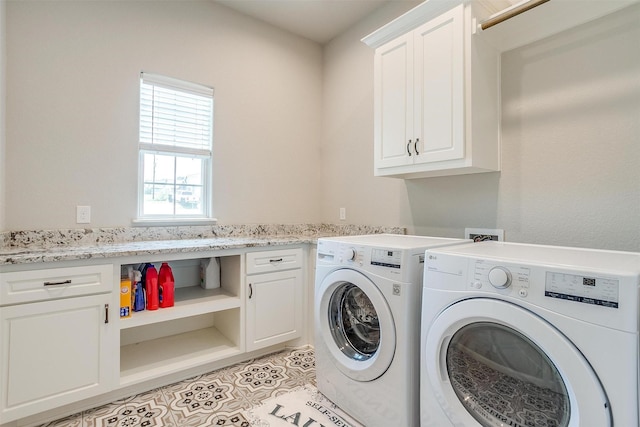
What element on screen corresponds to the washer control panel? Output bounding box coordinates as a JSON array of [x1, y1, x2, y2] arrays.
[[371, 248, 402, 269], [332, 245, 403, 269], [316, 239, 428, 282], [337, 246, 364, 265], [342, 247, 357, 262]]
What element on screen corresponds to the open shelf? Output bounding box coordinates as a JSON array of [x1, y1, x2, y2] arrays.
[[119, 325, 241, 386], [120, 286, 240, 330], [118, 255, 243, 387]]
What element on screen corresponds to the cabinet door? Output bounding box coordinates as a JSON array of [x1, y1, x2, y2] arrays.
[[0, 294, 116, 423], [373, 32, 414, 170], [413, 4, 464, 164], [246, 269, 302, 352]]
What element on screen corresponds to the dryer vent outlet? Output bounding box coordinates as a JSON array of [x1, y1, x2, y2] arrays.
[[465, 228, 504, 242]]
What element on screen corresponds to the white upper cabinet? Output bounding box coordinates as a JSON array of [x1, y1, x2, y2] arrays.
[[374, 32, 414, 170], [364, 1, 501, 179], [413, 7, 465, 165]]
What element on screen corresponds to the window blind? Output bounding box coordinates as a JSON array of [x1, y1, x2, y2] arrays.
[[140, 72, 213, 153]]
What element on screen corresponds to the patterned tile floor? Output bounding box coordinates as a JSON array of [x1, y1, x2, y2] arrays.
[[38, 347, 316, 427]]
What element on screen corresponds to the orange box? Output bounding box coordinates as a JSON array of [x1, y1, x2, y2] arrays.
[[120, 278, 131, 318]]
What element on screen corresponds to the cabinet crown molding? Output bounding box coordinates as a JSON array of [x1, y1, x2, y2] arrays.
[[362, 0, 464, 49]]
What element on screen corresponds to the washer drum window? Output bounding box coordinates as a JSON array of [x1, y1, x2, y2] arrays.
[[329, 283, 380, 361], [316, 268, 396, 382]]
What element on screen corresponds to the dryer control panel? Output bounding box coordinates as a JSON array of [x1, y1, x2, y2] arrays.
[[545, 272, 619, 309], [469, 260, 620, 308], [472, 260, 532, 297], [424, 241, 639, 334]]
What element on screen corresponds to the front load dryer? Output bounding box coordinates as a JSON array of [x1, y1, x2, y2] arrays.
[[314, 234, 469, 427], [420, 241, 640, 427]]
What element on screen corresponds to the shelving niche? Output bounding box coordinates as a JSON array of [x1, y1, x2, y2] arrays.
[[118, 256, 242, 386]]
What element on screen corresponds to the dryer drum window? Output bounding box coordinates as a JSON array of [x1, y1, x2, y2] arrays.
[[446, 322, 570, 427], [329, 282, 380, 361]]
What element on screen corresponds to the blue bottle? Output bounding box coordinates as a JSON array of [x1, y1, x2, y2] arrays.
[[133, 270, 146, 312]]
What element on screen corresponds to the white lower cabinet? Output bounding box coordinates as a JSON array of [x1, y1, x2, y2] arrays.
[[0, 245, 307, 425], [245, 248, 303, 351], [0, 266, 116, 424]]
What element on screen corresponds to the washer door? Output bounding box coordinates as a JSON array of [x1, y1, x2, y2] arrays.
[[424, 298, 611, 427], [316, 269, 395, 382]]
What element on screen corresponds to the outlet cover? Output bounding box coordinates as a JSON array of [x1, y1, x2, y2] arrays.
[[465, 228, 504, 242], [76, 206, 91, 224]]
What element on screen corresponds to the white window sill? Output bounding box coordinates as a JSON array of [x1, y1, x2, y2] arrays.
[[132, 218, 218, 227]]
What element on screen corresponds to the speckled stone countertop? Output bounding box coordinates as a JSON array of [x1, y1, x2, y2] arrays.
[[0, 224, 404, 265]]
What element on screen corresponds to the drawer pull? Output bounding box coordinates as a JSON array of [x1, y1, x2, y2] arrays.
[[269, 258, 283, 263], [43, 279, 72, 286]]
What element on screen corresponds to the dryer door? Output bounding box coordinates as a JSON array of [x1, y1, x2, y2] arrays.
[[316, 269, 395, 382], [423, 298, 611, 427]]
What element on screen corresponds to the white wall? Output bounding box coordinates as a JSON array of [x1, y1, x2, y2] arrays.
[[496, 8, 640, 250], [5, 1, 639, 252], [322, 4, 640, 251], [4, 0, 323, 229], [320, 2, 420, 227], [0, 0, 6, 231]]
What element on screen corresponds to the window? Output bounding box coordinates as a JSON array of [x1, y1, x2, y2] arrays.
[[138, 72, 214, 221]]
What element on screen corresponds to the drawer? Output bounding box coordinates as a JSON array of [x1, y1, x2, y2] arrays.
[[246, 248, 303, 275], [0, 264, 113, 305]]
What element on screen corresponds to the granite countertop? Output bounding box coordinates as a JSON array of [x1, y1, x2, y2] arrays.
[[0, 224, 404, 265], [0, 236, 314, 265]]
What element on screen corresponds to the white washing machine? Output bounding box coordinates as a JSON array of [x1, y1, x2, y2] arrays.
[[420, 241, 640, 427], [315, 234, 469, 427]]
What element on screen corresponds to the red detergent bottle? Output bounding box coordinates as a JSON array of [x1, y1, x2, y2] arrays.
[[158, 262, 175, 308], [145, 264, 159, 310]]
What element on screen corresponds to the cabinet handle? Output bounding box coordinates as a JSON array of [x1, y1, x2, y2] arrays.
[[44, 279, 72, 286], [407, 140, 412, 156], [269, 258, 283, 263], [105, 304, 109, 324], [415, 138, 420, 155], [249, 283, 253, 299]]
